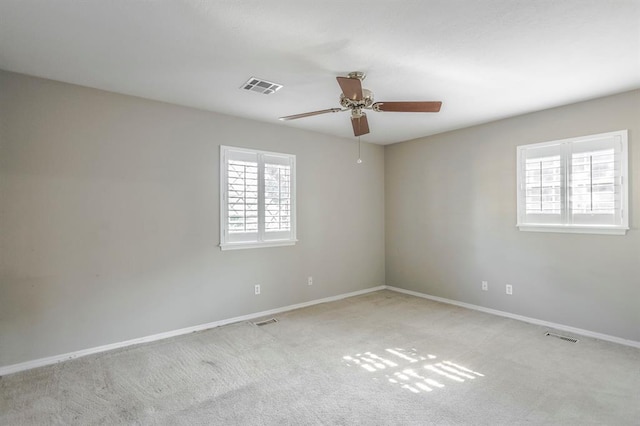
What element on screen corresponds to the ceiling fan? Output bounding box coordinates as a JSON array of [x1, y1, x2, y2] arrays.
[[279, 71, 442, 137]]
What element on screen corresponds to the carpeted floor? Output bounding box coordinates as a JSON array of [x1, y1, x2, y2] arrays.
[[1, 290, 639, 425]]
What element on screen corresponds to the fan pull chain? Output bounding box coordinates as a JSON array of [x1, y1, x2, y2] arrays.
[[357, 136, 362, 164]]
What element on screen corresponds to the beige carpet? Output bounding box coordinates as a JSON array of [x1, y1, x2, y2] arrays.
[[1, 290, 639, 425]]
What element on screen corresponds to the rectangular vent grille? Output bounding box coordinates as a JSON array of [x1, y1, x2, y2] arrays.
[[254, 318, 278, 326], [545, 332, 579, 343], [241, 77, 282, 95]]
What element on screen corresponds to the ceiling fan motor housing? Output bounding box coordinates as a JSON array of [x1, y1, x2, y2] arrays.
[[340, 89, 374, 115]]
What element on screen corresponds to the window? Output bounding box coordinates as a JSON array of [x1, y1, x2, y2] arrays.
[[220, 145, 296, 250], [516, 130, 628, 235]]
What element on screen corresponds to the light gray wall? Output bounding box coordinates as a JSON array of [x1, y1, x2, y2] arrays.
[[385, 89, 640, 342], [0, 70, 385, 366]]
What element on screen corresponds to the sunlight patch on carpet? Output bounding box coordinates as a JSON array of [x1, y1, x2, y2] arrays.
[[342, 348, 484, 395]]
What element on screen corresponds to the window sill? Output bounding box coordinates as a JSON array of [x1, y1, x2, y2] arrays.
[[517, 224, 628, 235], [219, 240, 298, 251]]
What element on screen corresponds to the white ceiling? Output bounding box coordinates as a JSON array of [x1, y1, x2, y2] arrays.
[[1, 1, 639, 145]]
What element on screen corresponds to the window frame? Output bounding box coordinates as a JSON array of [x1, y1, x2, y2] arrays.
[[220, 145, 297, 250], [516, 130, 629, 235]]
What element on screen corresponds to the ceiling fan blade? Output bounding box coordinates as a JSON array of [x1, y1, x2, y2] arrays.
[[351, 114, 370, 137], [337, 76, 363, 101], [279, 108, 342, 121], [372, 101, 442, 113]]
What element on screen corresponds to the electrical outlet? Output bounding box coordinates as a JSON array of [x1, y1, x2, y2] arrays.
[[255, 284, 261, 295], [308, 276, 313, 286], [481, 281, 488, 291], [506, 284, 513, 295]]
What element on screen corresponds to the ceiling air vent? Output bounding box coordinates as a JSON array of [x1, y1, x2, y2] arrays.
[[241, 77, 282, 95]]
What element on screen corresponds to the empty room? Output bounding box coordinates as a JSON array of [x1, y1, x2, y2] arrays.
[[1, 1, 639, 424]]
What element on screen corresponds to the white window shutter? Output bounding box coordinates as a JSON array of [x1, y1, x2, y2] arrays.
[[516, 130, 628, 235], [517, 142, 564, 226], [263, 153, 294, 242], [568, 133, 626, 227], [220, 146, 297, 249], [225, 149, 259, 243]]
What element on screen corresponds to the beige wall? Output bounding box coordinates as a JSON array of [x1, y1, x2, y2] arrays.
[[0, 71, 385, 366], [2, 68, 638, 368], [385, 89, 640, 341]]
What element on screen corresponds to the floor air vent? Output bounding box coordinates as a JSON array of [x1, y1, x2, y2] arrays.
[[545, 332, 578, 343], [254, 318, 278, 326]]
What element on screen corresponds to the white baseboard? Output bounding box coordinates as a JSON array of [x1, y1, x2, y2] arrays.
[[0, 285, 385, 376], [385, 285, 640, 349], [3, 284, 636, 376]]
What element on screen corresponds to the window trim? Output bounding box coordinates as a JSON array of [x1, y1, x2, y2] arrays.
[[516, 130, 629, 235], [220, 145, 297, 250], [517, 224, 628, 236]]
